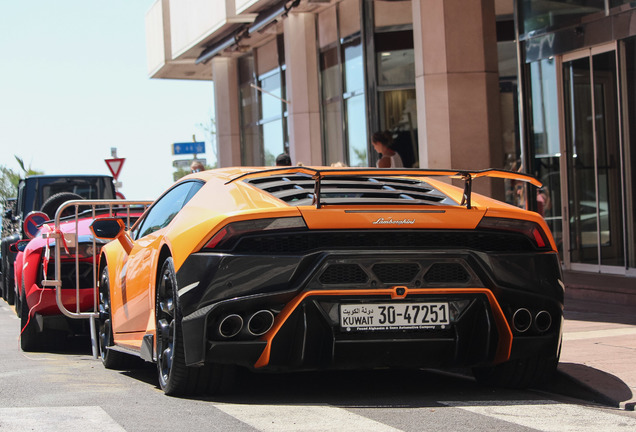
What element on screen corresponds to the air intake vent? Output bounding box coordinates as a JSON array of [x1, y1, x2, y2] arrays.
[[424, 263, 470, 283], [372, 263, 420, 283], [244, 174, 455, 206], [319, 264, 368, 285]]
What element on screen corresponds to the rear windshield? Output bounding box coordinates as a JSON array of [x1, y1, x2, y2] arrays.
[[23, 176, 115, 215]]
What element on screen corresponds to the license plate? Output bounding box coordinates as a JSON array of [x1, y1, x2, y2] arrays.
[[340, 302, 450, 331]]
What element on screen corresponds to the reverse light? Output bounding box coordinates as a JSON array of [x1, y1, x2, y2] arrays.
[[203, 217, 307, 250], [477, 217, 550, 249]]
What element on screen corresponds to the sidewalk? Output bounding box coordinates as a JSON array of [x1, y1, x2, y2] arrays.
[[546, 291, 636, 410]]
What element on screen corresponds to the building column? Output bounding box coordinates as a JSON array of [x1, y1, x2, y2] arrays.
[[283, 12, 322, 166], [413, 0, 503, 195], [212, 57, 241, 167]]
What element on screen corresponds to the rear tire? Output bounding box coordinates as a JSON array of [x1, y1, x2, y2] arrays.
[[20, 290, 44, 352], [98, 266, 139, 369], [14, 279, 23, 318], [5, 274, 15, 305], [156, 257, 234, 396]]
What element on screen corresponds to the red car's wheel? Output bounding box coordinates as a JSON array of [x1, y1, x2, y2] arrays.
[[19, 290, 43, 352]]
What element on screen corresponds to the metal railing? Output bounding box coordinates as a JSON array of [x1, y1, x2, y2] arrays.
[[41, 199, 152, 357]]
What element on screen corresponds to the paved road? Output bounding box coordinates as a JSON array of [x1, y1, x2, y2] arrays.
[[1, 299, 635, 432]]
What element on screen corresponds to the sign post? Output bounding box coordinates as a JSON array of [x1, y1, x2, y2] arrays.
[[172, 141, 205, 156], [105, 155, 126, 199], [105, 158, 125, 180]]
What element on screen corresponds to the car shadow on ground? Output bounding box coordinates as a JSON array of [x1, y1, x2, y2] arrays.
[[196, 368, 570, 407], [547, 362, 633, 408], [96, 356, 629, 409]]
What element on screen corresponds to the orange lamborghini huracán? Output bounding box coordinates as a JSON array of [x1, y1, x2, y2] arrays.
[[90, 167, 563, 396]]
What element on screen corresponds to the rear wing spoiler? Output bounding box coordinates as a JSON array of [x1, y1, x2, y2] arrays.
[[227, 167, 541, 209]]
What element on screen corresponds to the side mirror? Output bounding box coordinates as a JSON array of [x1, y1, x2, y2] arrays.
[[90, 218, 133, 254], [10, 240, 30, 253], [91, 218, 125, 239]]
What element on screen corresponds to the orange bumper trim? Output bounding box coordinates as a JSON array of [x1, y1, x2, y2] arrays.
[[254, 287, 512, 368]]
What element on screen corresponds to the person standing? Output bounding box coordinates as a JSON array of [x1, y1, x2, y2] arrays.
[[371, 131, 403, 168], [190, 160, 204, 173], [275, 153, 292, 166]]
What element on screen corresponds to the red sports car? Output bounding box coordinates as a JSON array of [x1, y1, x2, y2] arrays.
[[15, 204, 143, 351]]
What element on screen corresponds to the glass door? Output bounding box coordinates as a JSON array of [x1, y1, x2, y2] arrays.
[[562, 47, 625, 271]]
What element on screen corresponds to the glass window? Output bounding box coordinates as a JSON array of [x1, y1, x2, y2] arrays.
[[520, 0, 605, 35], [135, 181, 202, 239], [321, 47, 340, 101], [318, 2, 367, 167], [323, 101, 343, 164], [239, 55, 260, 166], [345, 94, 367, 166], [238, 48, 288, 166], [623, 37, 636, 268], [262, 119, 285, 166], [527, 58, 563, 256], [610, 0, 633, 8], [259, 69, 287, 165], [375, 30, 415, 87], [374, 27, 417, 168], [241, 123, 260, 166], [240, 83, 259, 127], [343, 40, 363, 95], [562, 51, 624, 267], [260, 71, 283, 121], [378, 90, 417, 168]]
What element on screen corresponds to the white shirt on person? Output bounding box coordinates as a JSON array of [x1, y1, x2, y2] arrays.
[[376, 152, 404, 168]]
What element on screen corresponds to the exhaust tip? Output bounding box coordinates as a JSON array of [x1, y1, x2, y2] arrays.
[[534, 310, 552, 332], [218, 314, 243, 338], [512, 308, 532, 333], [247, 310, 275, 336]]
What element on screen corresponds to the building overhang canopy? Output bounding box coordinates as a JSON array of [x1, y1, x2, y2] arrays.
[[147, 0, 329, 81]]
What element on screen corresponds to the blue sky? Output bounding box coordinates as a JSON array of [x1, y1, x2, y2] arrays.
[[0, 1, 215, 200]]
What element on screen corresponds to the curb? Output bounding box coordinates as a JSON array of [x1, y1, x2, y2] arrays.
[[546, 369, 635, 411]]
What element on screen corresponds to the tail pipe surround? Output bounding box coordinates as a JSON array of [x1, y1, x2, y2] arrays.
[[216, 310, 275, 339], [511, 308, 532, 333], [511, 308, 552, 333], [218, 314, 243, 338], [534, 310, 552, 333], [247, 310, 275, 336]]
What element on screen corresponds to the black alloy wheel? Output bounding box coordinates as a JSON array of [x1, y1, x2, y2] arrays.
[[98, 266, 137, 369], [156, 257, 235, 396], [156, 257, 189, 395]]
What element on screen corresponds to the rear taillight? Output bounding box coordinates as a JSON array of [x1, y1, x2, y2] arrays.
[[202, 217, 307, 250], [477, 217, 550, 249]]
